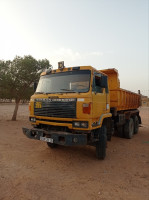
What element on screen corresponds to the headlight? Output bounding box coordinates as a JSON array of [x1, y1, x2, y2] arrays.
[[80, 122, 88, 128], [73, 122, 80, 127], [73, 121, 88, 128], [30, 117, 36, 122]]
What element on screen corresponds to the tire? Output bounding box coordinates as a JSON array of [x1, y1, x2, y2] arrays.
[[47, 142, 57, 148], [124, 118, 134, 139], [117, 125, 124, 138], [133, 115, 139, 134], [96, 126, 107, 160]]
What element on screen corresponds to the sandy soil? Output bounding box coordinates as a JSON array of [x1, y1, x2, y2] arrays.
[[0, 104, 149, 200]]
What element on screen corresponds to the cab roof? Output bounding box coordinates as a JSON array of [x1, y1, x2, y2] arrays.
[[41, 65, 107, 76]]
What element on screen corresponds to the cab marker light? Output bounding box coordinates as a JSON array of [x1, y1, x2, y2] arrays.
[[83, 103, 91, 114]]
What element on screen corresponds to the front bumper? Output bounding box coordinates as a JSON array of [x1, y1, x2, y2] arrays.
[[22, 127, 87, 146]]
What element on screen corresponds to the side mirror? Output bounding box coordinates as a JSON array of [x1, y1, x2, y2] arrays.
[[34, 82, 37, 92], [100, 76, 108, 88]]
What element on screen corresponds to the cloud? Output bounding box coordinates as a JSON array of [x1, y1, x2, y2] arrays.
[[49, 48, 104, 67], [89, 52, 104, 56], [53, 48, 81, 61]]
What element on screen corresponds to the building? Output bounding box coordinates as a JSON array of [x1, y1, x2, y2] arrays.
[[141, 95, 149, 107]]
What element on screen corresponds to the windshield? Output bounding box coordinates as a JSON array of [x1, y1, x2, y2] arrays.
[[36, 70, 91, 94]]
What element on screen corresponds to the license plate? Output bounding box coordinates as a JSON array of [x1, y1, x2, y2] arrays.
[[40, 136, 53, 143]]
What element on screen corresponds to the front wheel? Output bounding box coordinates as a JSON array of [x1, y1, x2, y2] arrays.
[[47, 142, 57, 148], [96, 126, 107, 160]]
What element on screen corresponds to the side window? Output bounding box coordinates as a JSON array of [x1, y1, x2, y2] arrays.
[[93, 73, 109, 93], [93, 74, 103, 93]]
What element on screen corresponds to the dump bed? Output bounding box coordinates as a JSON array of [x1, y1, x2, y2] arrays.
[[100, 68, 141, 111]]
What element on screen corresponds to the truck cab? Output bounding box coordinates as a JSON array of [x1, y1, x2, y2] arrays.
[[23, 63, 112, 159]]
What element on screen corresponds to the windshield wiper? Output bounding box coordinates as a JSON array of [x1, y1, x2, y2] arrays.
[[60, 89, 75, 91], [35, 92, 52, 94], [35, 92, 44, 94], [60, 88, 77, 93]]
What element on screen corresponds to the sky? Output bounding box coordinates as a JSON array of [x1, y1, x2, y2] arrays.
[[0, 0, 148, 96]]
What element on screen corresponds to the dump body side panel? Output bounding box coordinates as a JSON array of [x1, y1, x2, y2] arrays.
[[110, 89, 141, 111], [100, 68, 141, 111]]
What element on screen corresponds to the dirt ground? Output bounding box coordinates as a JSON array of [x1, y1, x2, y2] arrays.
[[0, 104, 149, 200]]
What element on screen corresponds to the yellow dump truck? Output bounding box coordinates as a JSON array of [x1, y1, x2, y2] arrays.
[[23, 62, 141, 159]]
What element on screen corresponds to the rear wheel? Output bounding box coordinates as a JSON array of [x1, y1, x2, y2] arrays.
[[124, 118, 134, 139], [96, 126, 107, 160], [47, 142, 57, 148], [133, 115, 139, 134]]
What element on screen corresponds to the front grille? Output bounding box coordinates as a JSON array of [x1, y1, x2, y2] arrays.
[[34, 98, 76, 118]]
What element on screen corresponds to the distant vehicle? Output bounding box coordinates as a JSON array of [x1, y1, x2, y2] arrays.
[[23, 62, 141, 159]]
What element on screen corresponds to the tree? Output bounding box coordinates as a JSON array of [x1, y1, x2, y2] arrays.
[[0, 55, 51, 121]]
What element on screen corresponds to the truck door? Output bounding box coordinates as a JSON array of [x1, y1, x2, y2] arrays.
[[92, 73, 107, 120]]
